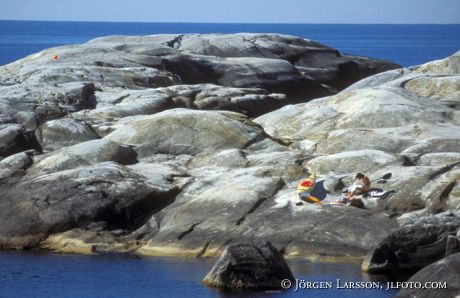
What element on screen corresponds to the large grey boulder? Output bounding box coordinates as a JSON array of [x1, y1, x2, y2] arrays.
[[35, 118, 99, 152], [0, 150, 35, 186], [25, 139, 138, 177], [105, 109, 266, 157], [203, 240, 294, 290], [361, 211, 460, 274], [396, 252, 460, 298]]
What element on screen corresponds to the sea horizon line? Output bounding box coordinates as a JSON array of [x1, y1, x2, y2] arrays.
[[1, 19, 459, 25]]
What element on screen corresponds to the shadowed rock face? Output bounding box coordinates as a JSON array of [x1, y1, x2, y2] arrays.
[[0, 35, 458, 261], [203, 240, 294, 290], [0, 162, 179, 250], [361, 211, 460, 275], [396, 252, 460, 298]]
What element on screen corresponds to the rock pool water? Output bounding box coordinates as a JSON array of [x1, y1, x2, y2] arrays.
[[0, 252, 398, 297]]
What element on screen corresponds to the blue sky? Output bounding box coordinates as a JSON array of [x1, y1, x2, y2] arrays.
[[1, 0, 459, 23]]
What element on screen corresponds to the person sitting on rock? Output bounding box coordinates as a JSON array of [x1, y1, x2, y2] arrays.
[[296, 172, 318, 205], [347, 173, 371, 201]]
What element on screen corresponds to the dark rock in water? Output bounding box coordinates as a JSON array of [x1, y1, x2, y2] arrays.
[[362, 211, 460, 274], [396, 252, 460, 298], [202, 240, 294, 290]]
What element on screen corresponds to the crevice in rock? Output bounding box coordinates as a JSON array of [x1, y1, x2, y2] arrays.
[[294, 157, 314, 169], [439, 181, 457, 202], [196, 241, 211, 258], [94, 61, 125, 68], [279, 241, 293, 255], [402, 155, 417, 166], [121, 57, 157, 68], [81, 120, 102, 139], [264, 132, 293, 147], [236, 198, 268, 226], [399, 77, 417, 90], [241, 133, 268, 149], [241, 36, 268, 58], [220, 238, 234, 250], [235, 179, 286, 226], [178, 222, 200, 240], [112, 94, 131, 105], [304, 212, 348, 237], [429, 161, 460, 180]]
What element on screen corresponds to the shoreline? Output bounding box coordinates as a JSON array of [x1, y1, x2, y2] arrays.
[[1, 246, 366, 265], [37, 233, 367, 264]]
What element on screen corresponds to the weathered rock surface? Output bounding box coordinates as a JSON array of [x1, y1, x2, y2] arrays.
[[0, 150, 35, 186], [24, 139, 138, 177], [396, 252, 460, 298], [0, 124, 38, 158], [416, 51, 460, 75], [361, 211, 460, 274], [0, 33, 398, 134], [0, 36, 458, 262], [256, 52, 460, 215], [203, 240, 294, 290], [105, 109, 266, 157], [0, 162, 178, 249], [35, 118, 99, 152]]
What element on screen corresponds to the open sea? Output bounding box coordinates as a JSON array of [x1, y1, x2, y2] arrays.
[[0, 21, 458, 297], [0, 21, 460, 67], [0, 251, 398, 298]]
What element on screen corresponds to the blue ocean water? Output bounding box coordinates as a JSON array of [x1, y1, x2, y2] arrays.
[[0, 20, 460, 67], [0, 251, 397, 298]]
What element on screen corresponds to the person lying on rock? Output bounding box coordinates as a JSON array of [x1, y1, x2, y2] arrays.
[[296, 172, 318, 205], [345, 173, 371, 203]]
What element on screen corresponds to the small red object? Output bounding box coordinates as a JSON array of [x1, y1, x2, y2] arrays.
[[300, 180, 314, 187]]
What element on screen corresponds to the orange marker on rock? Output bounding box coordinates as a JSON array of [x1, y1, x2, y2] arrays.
[[52, 54, 59, 61]]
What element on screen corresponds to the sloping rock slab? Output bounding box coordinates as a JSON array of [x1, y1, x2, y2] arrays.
[[396, 252, 460, 298]]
